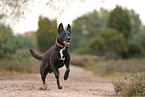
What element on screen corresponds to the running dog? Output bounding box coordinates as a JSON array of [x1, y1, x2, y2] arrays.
[[29, 23, 71, 89]]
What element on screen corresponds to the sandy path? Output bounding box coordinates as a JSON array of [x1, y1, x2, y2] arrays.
[[0, 66, 114, 97]]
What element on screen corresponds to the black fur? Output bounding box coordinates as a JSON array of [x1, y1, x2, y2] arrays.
[[29, 23, 71, 89]]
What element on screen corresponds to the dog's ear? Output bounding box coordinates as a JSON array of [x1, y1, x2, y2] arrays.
[[67, 24, 71, 33], [58, 23, 64, 33]]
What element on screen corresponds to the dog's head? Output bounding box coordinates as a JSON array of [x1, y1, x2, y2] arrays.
[[57, 23, 71, 46]]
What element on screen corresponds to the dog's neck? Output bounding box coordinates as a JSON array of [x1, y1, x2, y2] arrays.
[[56, 39, 66, 48]]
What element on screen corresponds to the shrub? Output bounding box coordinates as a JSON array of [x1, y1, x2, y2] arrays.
[[88, 36, 107, 55], [0, 24, 17, 58], [113, 73, 145, 96], [87, 28, 127, 59], [0, 24, 33, 59], [127, 41, 145, 58]]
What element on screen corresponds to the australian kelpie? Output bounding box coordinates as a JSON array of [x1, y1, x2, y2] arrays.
[[29, 23, 71, 89]]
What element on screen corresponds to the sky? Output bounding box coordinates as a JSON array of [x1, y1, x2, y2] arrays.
[[12, 0, 145, 34]]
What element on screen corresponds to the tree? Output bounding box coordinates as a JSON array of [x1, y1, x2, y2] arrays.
[[107, 5, 132, 40], [36, 16, 57, 52], [0, 24, 17, 58], [0, 0, 80, 23], [71, 8, 109, 51], [129, 9, 142, 35], [88, 28, 127, 58], [0, 0, 30, 22], [130, 26, 145, 49]]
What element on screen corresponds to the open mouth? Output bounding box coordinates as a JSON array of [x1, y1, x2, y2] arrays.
[[63, 41, 70, 46]]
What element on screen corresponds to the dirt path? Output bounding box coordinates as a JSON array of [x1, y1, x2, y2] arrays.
[[0, 66, 114, 97]]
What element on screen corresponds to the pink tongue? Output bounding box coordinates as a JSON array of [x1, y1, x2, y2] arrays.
[[64, 41, 69, 44]]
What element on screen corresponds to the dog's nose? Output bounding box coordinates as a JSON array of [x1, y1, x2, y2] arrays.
[[67, 37, 71, 41]]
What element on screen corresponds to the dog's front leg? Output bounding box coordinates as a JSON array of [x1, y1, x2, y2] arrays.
[[64, 61, 70, 81], [50, 61, 62, 89]]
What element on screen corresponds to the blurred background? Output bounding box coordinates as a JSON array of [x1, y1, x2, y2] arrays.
[[0, 0, 145, 76]]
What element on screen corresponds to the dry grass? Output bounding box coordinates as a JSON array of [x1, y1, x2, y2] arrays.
[[85, 58, 145, 76], [0, 59, 40, 73], [0, 49, 40, 74]]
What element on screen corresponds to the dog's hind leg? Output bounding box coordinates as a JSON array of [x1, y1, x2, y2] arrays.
[[50, 61, 62, 89], [40, 62, 49, 89], [55, 69, 62, 89]]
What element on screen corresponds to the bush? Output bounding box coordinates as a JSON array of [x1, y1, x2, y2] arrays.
[[88, 36, 107, 55], [127, 41, 145, 58], [0, 24, 17, 58], [113, 73, 145, 96], [87, 28, 127, 59], [0, 24, 33, 59]]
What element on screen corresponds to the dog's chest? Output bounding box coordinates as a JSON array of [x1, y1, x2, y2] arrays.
[[59, 47, 65, 61]]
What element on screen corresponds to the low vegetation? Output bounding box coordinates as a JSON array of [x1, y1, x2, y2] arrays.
[[71, 55, 145, 76], [113, 73, 145, 96], [71, 55, 145, 96], [0, 49, 40, 73]]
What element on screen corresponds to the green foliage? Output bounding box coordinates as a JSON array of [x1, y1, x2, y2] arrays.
[[22, 31, 38, 49], [71, 8, 109, 51], [129, 9, 142, 35], [127, 41, 145, 58], [88, 36, 107, 55], [36, 16, 57, 52], [88, 28, 127, 58], [107, 5, 132, 40], [71, 6, 145, 59], [0, 23, 36, 59], [129, 26, 145, 49], [0, 24, 18, 58], [113, 73, 145, 96]]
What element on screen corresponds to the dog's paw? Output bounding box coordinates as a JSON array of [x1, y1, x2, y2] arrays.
[[64, 73, 69, 80], [58, 86, 63, 89], [39, 87, 47, 90], [39, 83, 47, 90], [64, 70, 70, 80]]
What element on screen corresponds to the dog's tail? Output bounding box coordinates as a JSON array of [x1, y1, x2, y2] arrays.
[[29, 48, 42, 60]]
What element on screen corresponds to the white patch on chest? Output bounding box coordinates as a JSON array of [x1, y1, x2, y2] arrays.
[[59, 47, 65, 61]]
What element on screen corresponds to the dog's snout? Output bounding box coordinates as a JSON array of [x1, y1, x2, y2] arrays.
[[67, 37, 71, 41]]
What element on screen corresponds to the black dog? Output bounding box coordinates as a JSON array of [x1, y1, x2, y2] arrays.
[[29, 23, 71, 89]]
